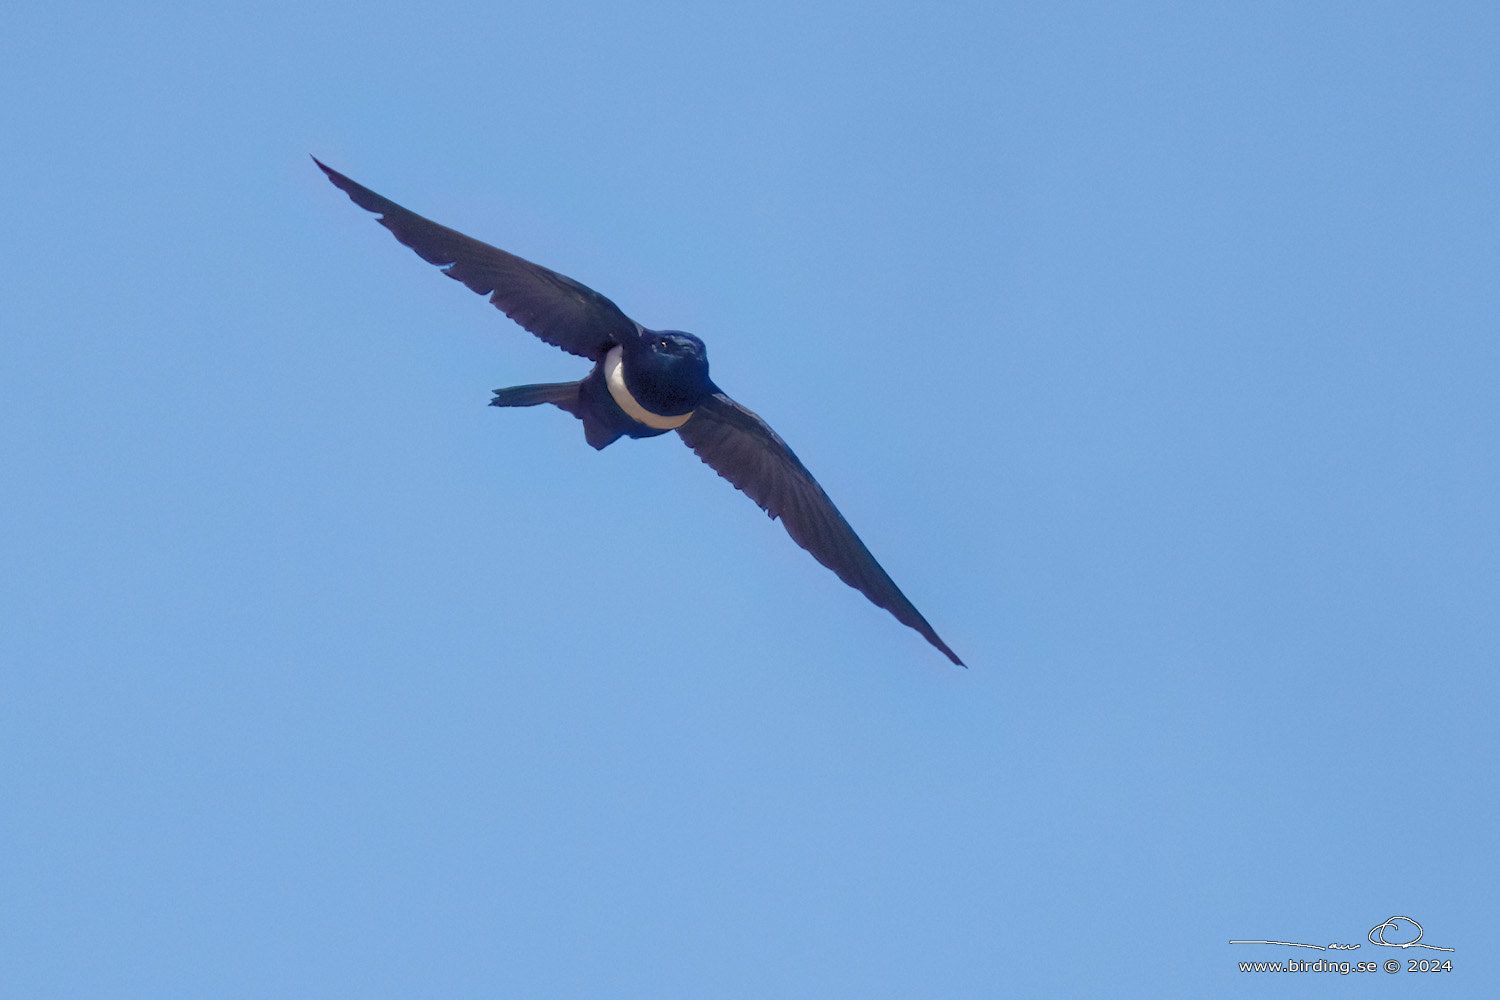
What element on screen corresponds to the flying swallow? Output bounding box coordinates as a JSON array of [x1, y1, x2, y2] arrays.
[[315, 159, 963, 666]]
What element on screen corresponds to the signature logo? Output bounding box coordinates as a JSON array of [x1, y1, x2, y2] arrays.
[[1230, 916, 1454, 953], [1366, 916, 1454, 952]]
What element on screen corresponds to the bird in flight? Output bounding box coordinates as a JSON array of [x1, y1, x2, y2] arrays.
[[315, 159, 962, 666]]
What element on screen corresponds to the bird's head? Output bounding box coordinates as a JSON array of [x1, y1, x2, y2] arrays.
[[622, 329, 714, 415], [650, 330, 707, 361]]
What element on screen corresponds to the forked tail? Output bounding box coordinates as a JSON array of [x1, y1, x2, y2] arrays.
[[490, 376, 631, 450]]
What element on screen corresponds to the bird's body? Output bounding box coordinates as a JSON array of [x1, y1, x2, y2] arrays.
[[495, 332, 711, 448], [315, 159, 962, 666]]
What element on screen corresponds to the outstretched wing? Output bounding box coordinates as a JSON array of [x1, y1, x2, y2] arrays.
[[677, 393, 963, 666], [315, 158, 635, 361]]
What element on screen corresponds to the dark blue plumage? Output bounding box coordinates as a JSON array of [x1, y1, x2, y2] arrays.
[[315, 158, 963, 667]]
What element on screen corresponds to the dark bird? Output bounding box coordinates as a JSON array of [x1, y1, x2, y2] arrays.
[[314, 158, 963, 666]]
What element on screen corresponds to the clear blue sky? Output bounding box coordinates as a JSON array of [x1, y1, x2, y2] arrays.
[[2, 1, 1495, 995]]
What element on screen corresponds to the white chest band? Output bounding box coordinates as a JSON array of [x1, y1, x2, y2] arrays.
[[604, 345, 694, 429]]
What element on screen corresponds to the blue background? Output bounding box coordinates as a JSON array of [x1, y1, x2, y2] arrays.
[[2, 1, 1495, 995]]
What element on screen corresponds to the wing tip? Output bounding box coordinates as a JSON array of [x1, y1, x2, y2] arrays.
[[934, 638, 966, 668], [310, 154, 339, 181], [311, 156, 382, 215]]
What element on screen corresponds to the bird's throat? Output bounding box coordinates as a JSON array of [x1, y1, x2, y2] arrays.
[[604, 346, 693, 429]]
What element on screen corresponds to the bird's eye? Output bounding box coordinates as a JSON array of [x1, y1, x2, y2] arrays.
[[660, 338, 670, 348]]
